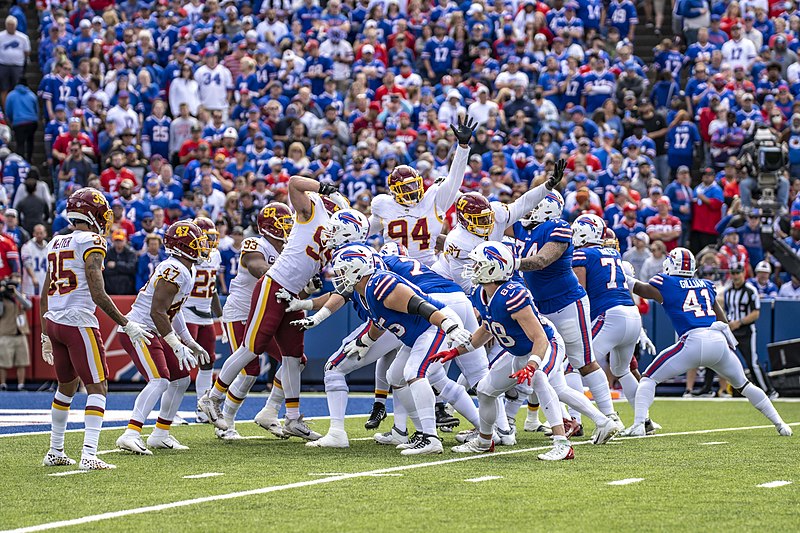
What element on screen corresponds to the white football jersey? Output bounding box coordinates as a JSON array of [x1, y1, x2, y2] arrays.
[[370, 190, 445, 267], [126, 257, 196, 332], [44, 230, 107, 329], [20, 238, 48, 297], [268, 192, 330, 294], [184, 249, 221, 326], [222, 236, 279, 322]]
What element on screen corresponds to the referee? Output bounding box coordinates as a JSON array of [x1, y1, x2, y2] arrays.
[[724, 265, 778, 398]]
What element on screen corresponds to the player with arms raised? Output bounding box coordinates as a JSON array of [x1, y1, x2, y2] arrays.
[[41, 188, 153, 470], [115, 221, 210, 454], [622, 248, 792, 437]]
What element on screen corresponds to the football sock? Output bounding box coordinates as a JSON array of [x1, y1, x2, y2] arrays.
[[281, 357, 302, 420], [477, 392, 497, 436], [583, 368, 615, 416], [742, 383, 785, 427], [532, 371, 562, 431], [196, 369, 213, 401], [210, 345, 256, 400], [526, 399, 541, 425], [223, 374, 256, 427], [83, 394, 105, 457], [438, 379, 479, 427], [495, 397, 511, 432], [409, 378, 437, 434], [265, 367, 285, 413], [49, 391, 72, 453], [504, 394, 524, 425], [634, 377, 657, 425], [554, 381, 607, 425], [564, 372, 584, 424], [124, 378, 168, 438], [373, 355, 390, 405], [152, 376, 190, 438], [393, 385, 416, 433], [324, 370, 349, 432], [618, 371, 640, 411]]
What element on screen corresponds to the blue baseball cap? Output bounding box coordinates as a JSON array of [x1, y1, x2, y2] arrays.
[[141, 211, 154, 220], [168, 200, 182, 210], [570, 105, 585, 115]]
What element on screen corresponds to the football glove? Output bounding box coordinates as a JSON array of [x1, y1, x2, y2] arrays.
[[277, 287, 314, 312], [450, 114, 479, 146], [219, 322, 229, 344], [164, 332, 198, 371], [441, 317, 471, 347], [510, 364, 537, 386], [41, 334, 53, 366], [303, 275, 323, 296], [546, 158, 567, 190], [638, 328, 656, 355], [343, 330, 376, 360], [430, 348, 460, 364], [185, 338, 211, 366], [123, 321, 154, 346]]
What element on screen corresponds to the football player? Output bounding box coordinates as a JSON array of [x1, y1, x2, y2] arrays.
[[200, 176, 348, 440], [185, 217, 223, 422], [330, 244, 473, 455], [622, 248, 792, 437], [115, 221, 211, 454], [41, 188, 153, 470], [218, 203, 293, 439]]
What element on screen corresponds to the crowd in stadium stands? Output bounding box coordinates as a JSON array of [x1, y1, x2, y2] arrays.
[[1, 0, 800, 300]]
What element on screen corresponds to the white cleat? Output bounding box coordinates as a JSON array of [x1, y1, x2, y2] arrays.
[[79, 455, 116, 470], [538, 439, 574, 461], [452, 437, 494, 453], [195, 407, 209, 424], [455, 428, 479, 444], [591, 417, 619, 445], [283, 416, 322, 441], [254, 408, 288, 439], [524, 413, 548, 432], [42, 451, 76, 467], [396, 432, 423, 450], [116, 434, 153, 455], [146, 434, 189, 450], [173, 414, 188, 425], [608, 413, 625, 432], [374, 426, 409, 446], [400, 434, 443, 455], [777, 423, 793, 437], [496, 427, 517, 446], [306, 429, 349, 448], [215, 428, 243, 440], [197, 393, 227, 430], [620, 423, 647, 437]]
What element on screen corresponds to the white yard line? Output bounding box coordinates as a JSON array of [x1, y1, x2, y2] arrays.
[[465, 476, 502, 483], [96, 449, 122, 456], [6, 421, 797, 533], [757, 481, 793, 488], [183, 473, 224, 479], [699, 441, 728, 446], [607, 478, 644, 486], [46, 470, 87, 477]]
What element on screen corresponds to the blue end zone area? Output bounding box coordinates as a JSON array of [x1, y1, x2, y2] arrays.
[[0, 392, 393, 435]]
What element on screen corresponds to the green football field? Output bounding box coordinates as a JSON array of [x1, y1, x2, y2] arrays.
[[2, 397, 799, 533]]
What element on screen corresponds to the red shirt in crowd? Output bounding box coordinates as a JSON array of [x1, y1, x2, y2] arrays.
[[0, 234, 19, 279], [52, 131, 95, 157], [100, 166, 136, 196], [645, 214, 682, 251], [717, 243, 751, 276]]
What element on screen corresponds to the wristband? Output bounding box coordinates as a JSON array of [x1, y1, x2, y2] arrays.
[[527, 355, 543, 368], [463, 341, 476, 353], [164, 331, 183, 351], [313, 306, 332, 324], [441, 317, 458, 333]]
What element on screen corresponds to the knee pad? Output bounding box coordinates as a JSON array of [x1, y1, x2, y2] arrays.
[[151, 378, 169, 394], [387, 360, 405, 389], [323, 370, 349, 393], [171, 376, 191, 391], [532, 369, 549, 390], [504, 388, 519, 402], [476, 376, 496, 398]]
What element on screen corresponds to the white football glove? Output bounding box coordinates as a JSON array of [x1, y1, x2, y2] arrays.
[[123, 321, 154, 346], [219, 322, 229, 344], [277, 287, 314, 312], [290, 307, 332, 330], [185, 338, 211, 366], [638, 328, 656, 355], [441, 317, 471, 347], [164, 332, 198, 371], [41, 334, 53, 365], [343, 331, 376, 360]]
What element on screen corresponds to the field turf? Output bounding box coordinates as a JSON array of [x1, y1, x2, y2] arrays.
[[1, 397, 798, 533]]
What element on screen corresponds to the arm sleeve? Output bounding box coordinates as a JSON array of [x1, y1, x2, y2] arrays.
[[434, 144, 470, 212], [368, 213, 383, 236], [572, 249, 588, 267], [504, 182, 549, 225], [172, 309, 191, 342]]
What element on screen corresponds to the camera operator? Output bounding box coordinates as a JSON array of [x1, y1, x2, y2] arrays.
[[738, 126, 790, 209], [0, 278, 31, 391]]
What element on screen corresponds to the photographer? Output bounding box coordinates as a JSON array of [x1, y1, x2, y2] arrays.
[[0, 278, 31, 392]]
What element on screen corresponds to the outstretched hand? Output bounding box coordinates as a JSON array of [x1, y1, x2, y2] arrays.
[[546, 158, 567, 190], [450, 115, 479, 146]]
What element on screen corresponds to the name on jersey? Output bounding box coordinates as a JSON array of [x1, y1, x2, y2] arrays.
[[51, 237, 73, 250], [679, 279, 706, 289]]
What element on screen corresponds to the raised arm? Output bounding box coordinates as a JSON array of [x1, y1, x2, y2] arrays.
[[505, 158, 567, 225], [519, 241, 568, 272], [288, 175, 339, 222], [435, 116, 477, 212]]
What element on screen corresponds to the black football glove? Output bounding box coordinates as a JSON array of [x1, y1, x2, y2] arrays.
[[546, 158, 567, 190], [450, 115, 479, 146]]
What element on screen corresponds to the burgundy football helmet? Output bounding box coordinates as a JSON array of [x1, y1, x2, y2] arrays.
[[164, 221, 208, 263], [66, 187, 113, 236], [387, 165, 424, 206], [258, 202, 294, 241], [456, 192, 495, 237]]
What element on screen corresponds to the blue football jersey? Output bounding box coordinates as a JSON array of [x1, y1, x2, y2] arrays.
[[572, 246, 635, 320], [363, 270, 445, 347], [513, 220, 586, 314], [470, 280, 556, 358], [351, 289, 372, 323], [382, 255, 462, 295], [649, 274, 717, 336]]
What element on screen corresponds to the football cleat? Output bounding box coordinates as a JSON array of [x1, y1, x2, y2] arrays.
[[215, 428, 243, 440], [777, 423, 793, 437], [306, 429, 349, 448], [769, 390, 780, 400], [78, 455, 116, 470], [396, 431, 424, 450], [682, 390, 694, 398], [195, 407, 209, 424], [254, 407, 288, 439], [116, 434, 153, 455], [147, 434, 189, 450], [375, 426, 408, 446], [451, 438, 495, 454], [42, 451, 76, 467], [283, 416, 322, 441], [538, 439, 574, 461], [644, 418, 660, 435], [591, 417, 619, 445], [172, 414, 188, 425], [197, 393, 227, 430], [496, 427, 517, 446], [364, 402, 387, 430], [455, 428, 479, 444], [524, 415, 549, 433], [620, 423, 647, 437], [435, 403, 460, 429], [608, 413, 625, 432], [400, 434, 443, 455]]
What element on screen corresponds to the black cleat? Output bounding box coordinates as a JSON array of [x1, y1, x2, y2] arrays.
[[435, 402, 460, 429], [364, 401, 387, 430]]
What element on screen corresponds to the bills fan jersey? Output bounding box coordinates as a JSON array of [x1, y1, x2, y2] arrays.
[[44, 230, 107, 329], [649, 274, 717, 336], [126, 257, 196, 332], [370, 191, 445, 267], [572, 246, 635, 320], [222, 236, 279, 322], [268, 192, 331, 295], [184, 249, 221, 325]]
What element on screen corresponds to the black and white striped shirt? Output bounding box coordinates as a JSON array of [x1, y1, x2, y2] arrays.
[[723, 281, 760, 335]]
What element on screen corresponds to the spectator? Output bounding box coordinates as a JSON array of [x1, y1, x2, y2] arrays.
[[778, 275, 800, 299], [19, 224, 46, 297], [646, 197, 682, 251], [135, 234, 167, 291], [623, 231, 653, 275], [750, 261, 778, 298], [5, 79, 37, 162], [57, 141, 94, 191], [640, 240, 667, 281], [0, 16, 29, 108], [14, 176, 50, 235], [104, 230, 138, 295], [3, 209, 28, 248], [0, 276, 31, 391], [691, 167, 724, 253]]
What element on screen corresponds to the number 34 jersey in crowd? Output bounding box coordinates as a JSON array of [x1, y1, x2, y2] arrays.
[[184, 249, 221, 326], [126, 257, 196, 332], [44, 230, 107, 329], [649, 274, 717, 336]]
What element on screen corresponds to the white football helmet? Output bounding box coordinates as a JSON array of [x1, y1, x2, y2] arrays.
[[663, 247, 696, 278], [331, 243, 376, 292], [520, 190, 564, 226], [572, 214, 606, 247], [464, 241, 518, 284], [321, 208, 369, 249], [379, 241, 409, 256]]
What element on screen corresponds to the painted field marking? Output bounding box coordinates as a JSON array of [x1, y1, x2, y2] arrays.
[[699, 441, 727, 446], [96, 449, 122, 456], [465, 476, 502, 483], [183, 473, 224, 480], [47, 470, 87, 477], [308, 472, 403, 477], [607, 478, 644, 486], [757, 481, 792, 488], [7, 422, 800, 533]]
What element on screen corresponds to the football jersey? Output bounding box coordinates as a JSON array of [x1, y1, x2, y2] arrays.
[[382, 254, 461, 294], [363, 269, 444, 347], [222, 236, 279, 322], [20, 239, 48, 296], [184, 249, 221, 325], [126, 257, 196, 332], [572, 246, 635, 320], [268, 192, 329, 295], [470, 280, 556, 358], [44, 230, 107, 329], [513, 219, 586, 314], [371, 191, 445, 267], [649, 274, 717, 336]]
